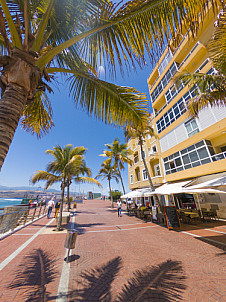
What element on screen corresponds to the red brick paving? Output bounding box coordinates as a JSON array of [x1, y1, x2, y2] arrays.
[[0, 199, 226, 301], [68, 199, 226, 302], [0, 215, 66, 302]]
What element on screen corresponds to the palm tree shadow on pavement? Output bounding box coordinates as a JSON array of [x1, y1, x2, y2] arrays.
[[66, 258, 186, 302], [8, 248, 57, 302], [68, 256, 122, 302], [115, 260, 186, 302]]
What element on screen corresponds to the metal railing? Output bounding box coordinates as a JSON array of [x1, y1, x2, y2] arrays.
[[0, 204, 47, 235], [211, 151, 226, 162]]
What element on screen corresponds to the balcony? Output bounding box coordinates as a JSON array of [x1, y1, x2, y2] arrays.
[[212, 151, 226, 162], [148, 151, 159, 160]]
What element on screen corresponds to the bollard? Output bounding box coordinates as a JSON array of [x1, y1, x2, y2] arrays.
[[64, 229, 78, 263]]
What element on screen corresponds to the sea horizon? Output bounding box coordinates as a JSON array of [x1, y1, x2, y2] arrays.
[[0, 198, 23, 213]]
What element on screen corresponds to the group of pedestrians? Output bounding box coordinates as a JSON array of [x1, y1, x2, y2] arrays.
[[47, 197, 60, 219]]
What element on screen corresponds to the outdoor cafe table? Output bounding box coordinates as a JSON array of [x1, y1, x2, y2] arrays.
[[184, 212, 199, 219]]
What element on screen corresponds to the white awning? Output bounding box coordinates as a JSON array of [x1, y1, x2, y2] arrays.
[[144, 181, 191, 196], [121, 188, 152, 199], [186, 175, 226, 190], [182, 188, 226, 194]]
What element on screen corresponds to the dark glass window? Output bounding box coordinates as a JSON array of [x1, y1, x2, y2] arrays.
[[197, 147, 209, 159], [189, 151, 199, 162], [192, 161, 201, 167], [195, 141, 204, 148], [175, 158, 182, 166], [184, 164, 192, 169], [201, 158, 211, 165], [174, 152, 180, 158], [177, 167, 183, 172], [181, 148, 187, 155], [165, 163, 170, 170], [187, 145, 195, 152], [208, 146, 215, 156], [169, 161, 175, 169], [174, 107, 179, 116], [182, 155, 190, 164]]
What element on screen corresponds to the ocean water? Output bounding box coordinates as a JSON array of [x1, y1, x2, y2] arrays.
[[0, 198, 23, 213]]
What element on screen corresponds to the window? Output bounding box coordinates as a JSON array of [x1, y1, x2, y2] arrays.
[[141, 150, 146, 159], [154, 164, 161, 176], [143, 169, 148, 180], [156, 83, 201, 134], [151, 62, 178, 103], [185, 119, 199, 137], [152, 145, 157, 153], [130, 174, 133, 184], [137, 171, 141, 182], [158, 50, 173, 75], [134, 154, 139, 164], [163, 140, 216, 174]]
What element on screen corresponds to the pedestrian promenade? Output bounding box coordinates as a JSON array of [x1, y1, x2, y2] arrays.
[[0, 199, 226, 301]]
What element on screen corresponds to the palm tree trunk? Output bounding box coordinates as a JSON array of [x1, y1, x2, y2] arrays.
[[0, 83, 28, 170], [139, 140, 159, 205], [108, 178, 114, 208], [56, 183, 65, 231], [67, 184, 70, 211], [118, 168, 125, 195]]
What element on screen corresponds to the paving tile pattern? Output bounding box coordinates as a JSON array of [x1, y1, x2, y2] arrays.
[[0, 200, 226, 301], [0, 215, 66, 302], [68, 200, 226, 302]]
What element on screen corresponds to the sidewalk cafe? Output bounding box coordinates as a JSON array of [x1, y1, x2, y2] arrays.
[[121, 177, 226, 224]]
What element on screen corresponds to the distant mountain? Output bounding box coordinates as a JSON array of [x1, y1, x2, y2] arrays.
[[0, 185, 60, 192]]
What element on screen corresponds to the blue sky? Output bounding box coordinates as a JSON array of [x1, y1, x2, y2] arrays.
[[0, 60, 154, 196]]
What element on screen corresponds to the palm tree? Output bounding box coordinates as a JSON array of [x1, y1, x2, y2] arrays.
[[96, 161, 120, 208], [31, 144, 85, 231], [59, 145, 100, 211], [100, 139, 133, 195], [125, 124, 159, 205], [66, 160, 101, 211], [175, 6, 226, 115], [0, 0, 218, 171]]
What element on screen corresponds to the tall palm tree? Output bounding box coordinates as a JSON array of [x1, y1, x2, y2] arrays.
[[66, 160, 101, 211], [96, 161, 120, 208], [125, 124, 159, 205], [100, 139, 133, 195], [175, 6, 226, 115], [31, 144, 84, 231], [0, 0, 219, 170]]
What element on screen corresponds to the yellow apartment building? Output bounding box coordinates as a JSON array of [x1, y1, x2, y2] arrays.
[[128, 6, 226, 217], [127, 114, 164, 191]]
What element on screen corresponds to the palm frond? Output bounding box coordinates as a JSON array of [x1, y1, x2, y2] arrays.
[[75, 176, 101, 187], [207, 8, 226, 74], [37, 0, 218, 73], [67, 69, 149, 128], [20, 91, 54, 138], [31, 170, 60, 184], [188, 90, 226, 115]]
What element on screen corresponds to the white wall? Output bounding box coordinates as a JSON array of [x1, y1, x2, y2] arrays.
[[160, 105, 226, 153]]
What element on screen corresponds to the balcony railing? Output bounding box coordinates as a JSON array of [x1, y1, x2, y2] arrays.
[[178, 42, 200, 69], [212, 151, 226, 162]]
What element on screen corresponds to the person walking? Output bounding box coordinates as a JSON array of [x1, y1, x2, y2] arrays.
[[117, 199, 122, 217], [54, 200, 60, 218], [47, 198, 55, 219]]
